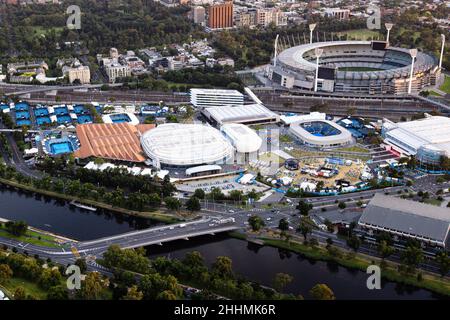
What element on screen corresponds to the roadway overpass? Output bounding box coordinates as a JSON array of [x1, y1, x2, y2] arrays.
[[0, 217, 242, 262]]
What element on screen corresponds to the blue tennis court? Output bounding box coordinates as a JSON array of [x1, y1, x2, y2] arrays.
[[15, 110, 30, 119], [77, 115, 93, 124], [15, 102, 29, 111], [57, 115, 72, 124], [50, 141, 73, 154], [34, 108, 49, 117], [54, 106, 69, 115], [36, 116, 51, 126], [16, 119, 32, 126], [74, 105, 87, 114], [110, 113, 131, 123]]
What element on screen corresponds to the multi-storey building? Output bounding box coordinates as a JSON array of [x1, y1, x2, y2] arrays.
[[207, 0, 234, 29], [190, 88, 244, 108]]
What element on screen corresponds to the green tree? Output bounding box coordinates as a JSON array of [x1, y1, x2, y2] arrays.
[[212, 256, 233, 279], [5, 220, 28, 237], [338, 201, 346, 209], [309, 284, 335, 300], [248, 215, 265, 231], [186, 196, 201, 212], [78, 272, 104, 300], [0, 264, 13, 284], [39, 268, 63, 290], [75, 258, 88, 274], [122, 285, 144, 300], [377, 240, 395, 261], [164, 197, 182, 211], [13, 286, 27, 300], [346, 236, 361, 252], [401, 245, 424, 273], [193, 189, 205, 199], [278, 218, 289, 231], [273, 273, 293, 293], [296, 200, 312, 216], [297, 219, 312, 241], [435, 251, 450, 277], [47, 285, 69, 300], [156, 290, 177, 300]]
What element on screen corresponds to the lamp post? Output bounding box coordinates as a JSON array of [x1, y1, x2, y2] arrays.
[[385, 23, 393, 44], [309, 23, 316, 44], [408, 49, 417, 95], [314, 47, 323, 92], [439, 34, 445, 69]]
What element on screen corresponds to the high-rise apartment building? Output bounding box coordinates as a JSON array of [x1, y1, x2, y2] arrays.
[[207, 0, 233, 29]]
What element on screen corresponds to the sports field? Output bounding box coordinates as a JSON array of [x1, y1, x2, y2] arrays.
[[338, 67, 384, 72]]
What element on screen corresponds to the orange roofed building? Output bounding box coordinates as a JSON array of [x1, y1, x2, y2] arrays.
[[74, 123, 155, 163]]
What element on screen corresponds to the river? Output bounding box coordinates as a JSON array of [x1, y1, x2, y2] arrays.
[[0, 185, 444, 300]]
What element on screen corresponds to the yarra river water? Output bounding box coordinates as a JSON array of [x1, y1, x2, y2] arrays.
[[0, 185, 445, 300]]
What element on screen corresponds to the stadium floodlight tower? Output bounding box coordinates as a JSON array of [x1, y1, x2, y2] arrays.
[[408, 48, 417, 94], [439, 34, 445, 69], [385, 23, 394, 44], [314, 47, 323, 92], [309, 23, 316, 44], [273, 34, 279, 67]]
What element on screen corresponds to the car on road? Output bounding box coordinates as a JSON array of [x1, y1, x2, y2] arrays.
[[266, 217, 272, 221], [228, 210, 235, 213]]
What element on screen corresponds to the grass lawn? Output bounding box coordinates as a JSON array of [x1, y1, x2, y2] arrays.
[[30, 26, 64, 37], [279, 134, 293, 143], [3, 277, 49, 300], [334, 146, 370, 153], [0, 225, 61, 248], [423, 198, 443, 206], [429, 90, 443, 97], [439, 76, 450, 94], [263, 238, 450, 297]]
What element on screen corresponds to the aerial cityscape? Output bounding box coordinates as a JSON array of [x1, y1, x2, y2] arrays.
[[0, 0, 449, 309]]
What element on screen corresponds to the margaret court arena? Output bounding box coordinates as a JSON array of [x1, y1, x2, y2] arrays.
[[268, 40, 440, 95]]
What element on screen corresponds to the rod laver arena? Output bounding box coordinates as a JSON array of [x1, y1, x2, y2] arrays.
[[268, 40, 440, 94]]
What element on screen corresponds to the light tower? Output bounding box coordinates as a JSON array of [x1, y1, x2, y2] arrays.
[[309, 23, 316, 44], [314, 47, 323, 92], [439, 34, 445, 69], [385, 23, 393, 44], [408, 48, 417, 95], [273, 34, 279, 67]]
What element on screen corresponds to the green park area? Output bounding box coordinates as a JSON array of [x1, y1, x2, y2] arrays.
[[1, 277, 49, 300], [261, 238, 450, 297], [0, 223, 62, 248], [439, 75, 450, 94]]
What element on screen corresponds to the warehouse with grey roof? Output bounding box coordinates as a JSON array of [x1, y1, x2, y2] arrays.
[[358, 194, 450, 249]]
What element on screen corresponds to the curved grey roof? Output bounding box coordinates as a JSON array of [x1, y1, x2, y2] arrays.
[[277, 41, 436, 81]]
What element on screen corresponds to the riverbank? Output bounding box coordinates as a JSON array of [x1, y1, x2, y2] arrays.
[[0, 217, 76, 247], [0, 177, 180, 224], [228, 231, 450, 297]]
